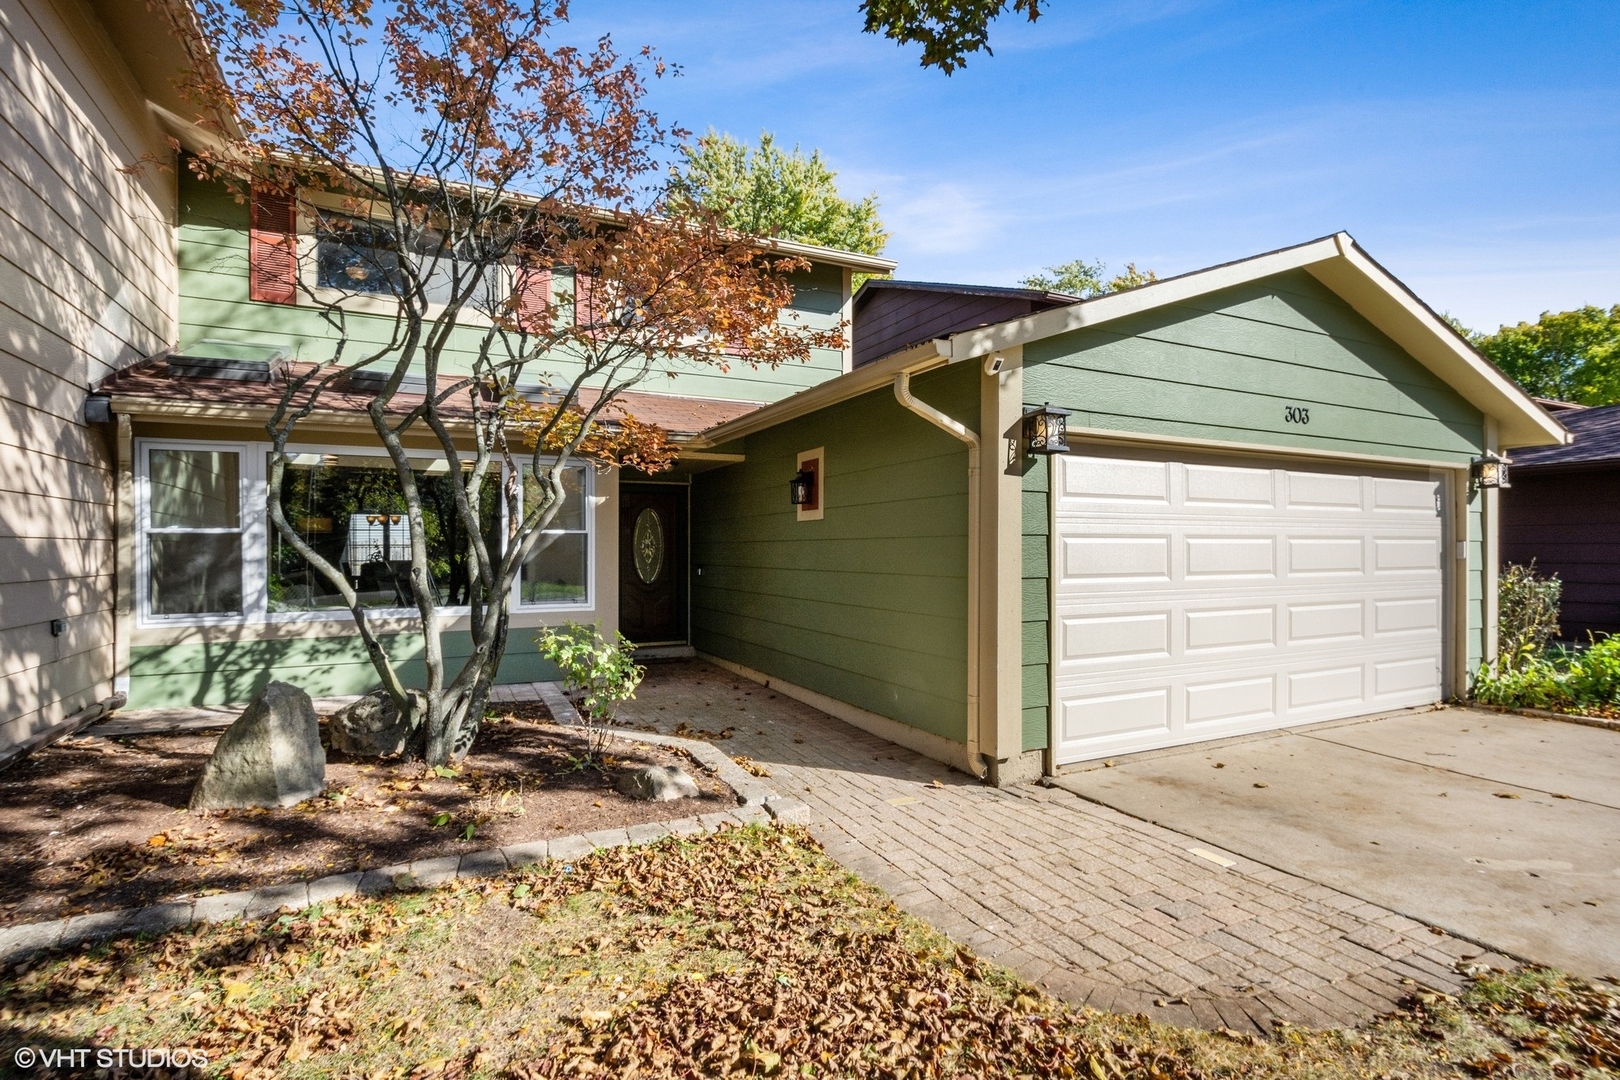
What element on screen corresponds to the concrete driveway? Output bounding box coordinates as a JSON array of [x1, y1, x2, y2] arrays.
[[1053, 708, 1620, 978]]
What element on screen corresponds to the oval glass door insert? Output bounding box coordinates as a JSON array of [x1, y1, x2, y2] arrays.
[[633, 508, 664, 585]]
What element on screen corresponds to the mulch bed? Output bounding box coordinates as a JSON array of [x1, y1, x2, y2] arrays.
[[0, 707, 733, 927]]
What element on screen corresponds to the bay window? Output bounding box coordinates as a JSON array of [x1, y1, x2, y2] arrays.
[[136, 440, 594, 625]]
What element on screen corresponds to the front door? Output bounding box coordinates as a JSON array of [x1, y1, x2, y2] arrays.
[[619, 484, 688, 645]]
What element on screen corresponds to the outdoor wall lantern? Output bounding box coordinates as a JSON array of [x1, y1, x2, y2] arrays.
[[788, 468, 817, 507], [1023, 403, 1072, 455], [1470, 451, 1511, 490]]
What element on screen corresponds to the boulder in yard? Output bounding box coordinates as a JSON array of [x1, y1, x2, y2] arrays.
[[328, 689, 423, 758], [616, 764, 701, 802], [190, 681, 326, 810]]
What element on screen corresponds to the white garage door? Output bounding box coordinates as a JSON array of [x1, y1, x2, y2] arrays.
[[1052, 448, 1446, 765]]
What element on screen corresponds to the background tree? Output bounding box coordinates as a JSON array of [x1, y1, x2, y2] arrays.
[[1021, 258, 1157, 298], [669, 130, 889, 258], [1468, 305, 1620, 406], [860, 0, 1046, 73], [163, 0, 842, 764]]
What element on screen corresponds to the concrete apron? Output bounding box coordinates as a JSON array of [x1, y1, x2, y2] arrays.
[[1053, 707, 1620, 978]]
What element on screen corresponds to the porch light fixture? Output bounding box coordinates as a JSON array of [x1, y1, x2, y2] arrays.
[[788, 468, 817, 507], [1470, 451, 1511, 490], [1022, 403, 1072, 455]]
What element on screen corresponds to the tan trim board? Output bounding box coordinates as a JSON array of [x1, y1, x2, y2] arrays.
[[698, 652, 978, 776], [1061, 424, 1473, 473], [688, 340, 950, 448]]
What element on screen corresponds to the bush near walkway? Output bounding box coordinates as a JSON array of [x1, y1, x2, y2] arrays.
[[2, 825, 1615, 1079]]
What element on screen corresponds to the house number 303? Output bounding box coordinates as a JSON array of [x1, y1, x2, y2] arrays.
[[1284, 405, 1310, 425]]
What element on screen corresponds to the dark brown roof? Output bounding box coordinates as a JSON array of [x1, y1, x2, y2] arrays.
[[1511, 402, 1620, 469], [96, 358, 763, 438]]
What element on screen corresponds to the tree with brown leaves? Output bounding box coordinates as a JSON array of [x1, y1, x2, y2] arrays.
[[158, 0, 843, 764]]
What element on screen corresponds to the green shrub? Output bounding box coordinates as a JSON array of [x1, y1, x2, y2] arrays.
[[536, 621, 645, 727], [1497, 561, 1563, 671], [1472, 634, 1620, 715]]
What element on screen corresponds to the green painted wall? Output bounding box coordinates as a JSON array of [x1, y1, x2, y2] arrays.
[[1020, 270, 1489, 746], [128, 633, 563, 709], [690, 363, 977, 742], [177, 171, 847, 404]]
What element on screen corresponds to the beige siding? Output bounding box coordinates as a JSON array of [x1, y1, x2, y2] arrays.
[[0, 0, 175, 753]]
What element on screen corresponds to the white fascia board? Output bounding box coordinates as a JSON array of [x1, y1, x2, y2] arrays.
[[1305, 239, 1567, 449], [687, 339, 949, 448], [767, 237, 898, 275]]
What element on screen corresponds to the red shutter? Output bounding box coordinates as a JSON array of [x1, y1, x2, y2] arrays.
[[249, 188, 298, 305], [513, 263, 551, 334]]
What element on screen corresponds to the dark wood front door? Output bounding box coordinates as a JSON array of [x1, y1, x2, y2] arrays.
[[619, 484, 687, 645]]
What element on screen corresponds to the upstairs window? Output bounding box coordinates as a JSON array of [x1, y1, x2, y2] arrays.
[[315, 214, 402, 296]]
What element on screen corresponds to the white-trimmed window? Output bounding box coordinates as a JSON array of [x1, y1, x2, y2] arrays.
[[139, 444, 247, 619], [517, 462, 591, 608], [135, 439, 595, 625]]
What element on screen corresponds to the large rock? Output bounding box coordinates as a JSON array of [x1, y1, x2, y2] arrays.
[[328, 689, 422, 758], [616, 765, 701, 802], [190, 682, 326, 810]]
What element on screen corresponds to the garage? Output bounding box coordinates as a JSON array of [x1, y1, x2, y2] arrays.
[[1051, 445, 1448, 764]]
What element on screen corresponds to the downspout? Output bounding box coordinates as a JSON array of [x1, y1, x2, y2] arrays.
[[894, 370, 987, 779]]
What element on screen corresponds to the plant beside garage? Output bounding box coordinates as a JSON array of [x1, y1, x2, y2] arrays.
[[1473, 562, 1620, 717]]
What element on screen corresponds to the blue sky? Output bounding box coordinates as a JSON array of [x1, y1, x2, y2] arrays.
[[567, 0, 1620, 332]]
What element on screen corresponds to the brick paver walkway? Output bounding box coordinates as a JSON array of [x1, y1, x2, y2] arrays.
[[611, 660, 1515, 1033]]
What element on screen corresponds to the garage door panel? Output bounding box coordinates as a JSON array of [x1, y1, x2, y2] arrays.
[[1374, 596, 1440, 635], [1060, 612, 1170, 662], [1184, 464, 1274, 507], [1288, 601, 1365, 643], [1374, 655, 1441, 696], [1185, 675, 1276, 725], [1059, 535, 1170, 581], [1185, 536, 1276, 578], [1288, 536, 1364, 574], [1185, 607, 1275, 652], [1060, 688, 1171, 741], [1053, 449, 1445, 764], [1059, 455, 1170, 503], [1287, 471, 1363, 510]]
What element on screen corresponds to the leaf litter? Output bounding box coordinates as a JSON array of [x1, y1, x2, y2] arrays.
[[3, 824, 1615, 1079]]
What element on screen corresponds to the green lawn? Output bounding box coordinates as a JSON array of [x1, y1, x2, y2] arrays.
[[2, 825, 1614, 1079]]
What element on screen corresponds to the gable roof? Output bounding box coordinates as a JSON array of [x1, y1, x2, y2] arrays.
[[1510, 402, 1620, 469], [692, 232, 1569, 451]]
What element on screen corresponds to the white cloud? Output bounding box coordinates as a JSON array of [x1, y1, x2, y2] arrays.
[[883, 183, 1005, 258]]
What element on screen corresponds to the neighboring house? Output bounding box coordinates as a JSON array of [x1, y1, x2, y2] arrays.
[[1502, 402, 1620, 642], [0, 0, 190, 758], [852, 280, 1079, 368], [684, 236, 1565, 782]]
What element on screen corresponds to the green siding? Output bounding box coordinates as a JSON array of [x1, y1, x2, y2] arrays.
[[1019, 270, 1490, 742], [690, 364, 977, 742], [128, 633, 562, 709], [177, 172, 846, 404]]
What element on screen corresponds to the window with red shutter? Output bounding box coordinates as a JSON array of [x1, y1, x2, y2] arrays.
[[512, 263, 551, 333], [249, 188, 299, 305]]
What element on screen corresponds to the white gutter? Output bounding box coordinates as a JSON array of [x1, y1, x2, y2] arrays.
[[893, 368, 986, 779]]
